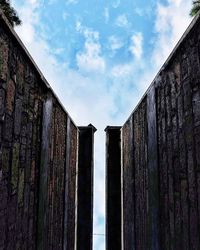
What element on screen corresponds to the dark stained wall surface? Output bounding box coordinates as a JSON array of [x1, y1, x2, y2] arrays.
[[0, 11, 93, 250], [77, 125, 96, 250], [0, 15, 46, 249], [107, 13, 200, 250], [105, 127, 122, 250], [155, 27, 200, 249]]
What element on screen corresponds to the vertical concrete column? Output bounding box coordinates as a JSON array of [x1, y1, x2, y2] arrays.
[[147, 86, 160, 249], [63, 116, 71, 250], [76, 124, 96, 250], [122, 117, 135, 250], [37, 96, 53, 250], [105, 126, 122, 250]]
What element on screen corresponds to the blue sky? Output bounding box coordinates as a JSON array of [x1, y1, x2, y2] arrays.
[[12, 0, 193, 249]]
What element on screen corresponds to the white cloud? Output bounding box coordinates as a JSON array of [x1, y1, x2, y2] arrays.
[[48, 0, 57, 4], [108, 35, 124, 51], [112, 0, 120, 8], [62, 12, 69, 20], [129, 32, 143, 60], [134, 6, 153, 18], [152, 0, 192, 68], [76, 23, 105, 73], [111, 63, 132, 78], [66, 0, 78, 5], [13, 0, 40, 44], [76, 42, 105, 73], [168, 0, 182, 7], [115, 14, 129, 27], [26, 0, 38, 5], [54, 47, 65, 55], [135, 7, 143, 16], [104, 7, 110, 23], [76, 21, 99, 41]]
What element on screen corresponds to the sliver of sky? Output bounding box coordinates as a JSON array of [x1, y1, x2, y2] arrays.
[[12, 0, 193, 249]]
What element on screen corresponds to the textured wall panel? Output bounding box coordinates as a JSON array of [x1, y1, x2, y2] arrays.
[[122, 118, 135, 250], [106, 127, 122, 250], [77, 126, 96, 250], [0, 12, 82, 250], [156, 28, 200, 248], [119, 12, 200, 250]]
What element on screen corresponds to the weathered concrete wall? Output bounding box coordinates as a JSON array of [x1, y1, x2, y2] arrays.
[[107, 13, 200, 250], [121, 91, 159, 250], [105, 127, 122, 250], [76, 125, 96, 250], [0, 11, 94, 250], [155, 21, 200, 249]]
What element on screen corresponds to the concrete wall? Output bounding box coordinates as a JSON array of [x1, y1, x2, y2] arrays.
[[76, 125, 96, 250], [0, 11, 94, 250], [107, 13, 200, 250], [105, 127, 122, 250]]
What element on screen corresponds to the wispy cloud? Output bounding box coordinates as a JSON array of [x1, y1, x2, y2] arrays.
[[112, 0, 120, 8], [76, 42, 105, 73], [76, 23, 105, 73], [27, 0, 39, 5], [13, 0, 40, 44], [62, 11, 69, 20], [129, 32, 143, 60], [152, 0, 192, 68], [108, 35, 124, 51], [111, 63, 132, 78], [134, 6, 153, 18], [66, 0, 78, 5], [104, 7, 110, 23], [115, 14, 129, 27]]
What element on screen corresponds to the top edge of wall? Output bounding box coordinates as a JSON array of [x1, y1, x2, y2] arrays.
[[78, 124, 97, 132], [122, 11, 200, 128], [104, 126, 122, 132], [0, 9, 80, 129]]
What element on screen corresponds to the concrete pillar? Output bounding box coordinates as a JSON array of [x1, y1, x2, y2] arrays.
[[63, 116, 71, 250], [147, 86, 160, 249], [105, 126, 122, 250], [37, 97, 53, 250], [76, 124, 96, 250]]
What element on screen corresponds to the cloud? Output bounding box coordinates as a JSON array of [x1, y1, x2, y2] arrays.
[[13, 0, 40, 44], [129, 32, 143, 60], [48, 0, 57, 4], [134, 7, 143, 17], [111, 63, 132, 78], [27, 0, 39, 5], [62, 12, 69, 20], [76, 42, 105, 73], [76, 21, 99, 41], [134, 6, 153, 18], [168, 0, 182, 6], [108, 35, 124, 51], [115, 14, 129, 27], [152, 0, 192, 68], [112, 0, 120, 8], [104, 7, 110, 23], [75, 23, 105, 73], [66, 0, 78, 5]]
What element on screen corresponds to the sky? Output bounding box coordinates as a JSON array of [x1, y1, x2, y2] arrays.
[[11, 0, 193, 249]]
